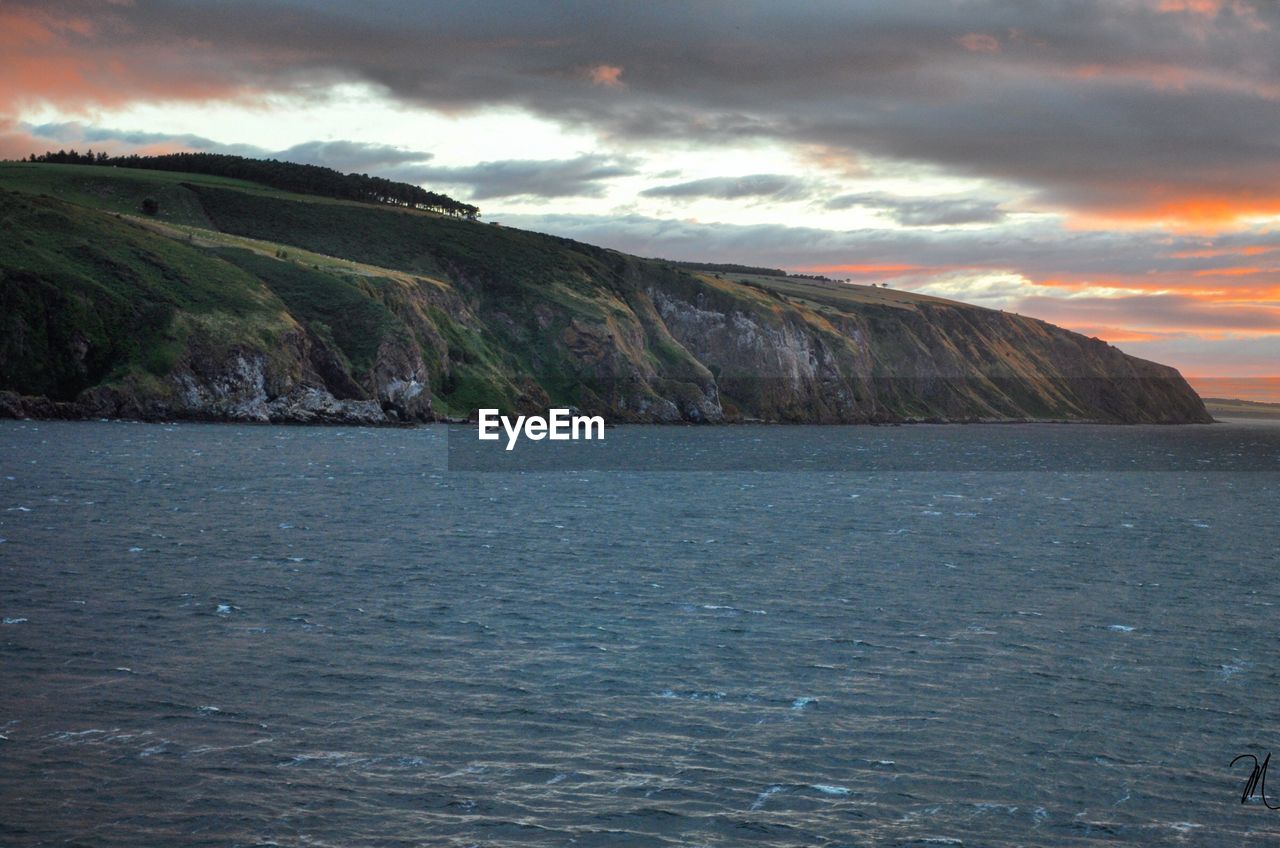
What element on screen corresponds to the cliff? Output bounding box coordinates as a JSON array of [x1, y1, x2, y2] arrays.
[[0, 163, 1211, 425]]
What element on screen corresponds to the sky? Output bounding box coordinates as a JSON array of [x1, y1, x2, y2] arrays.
[[3, 0, 1279, 399]]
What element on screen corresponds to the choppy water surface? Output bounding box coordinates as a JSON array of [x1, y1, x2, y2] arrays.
[[2, 420, 1279, 847]]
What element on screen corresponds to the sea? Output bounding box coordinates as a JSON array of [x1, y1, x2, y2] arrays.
[[2, 419, 1279, 847]]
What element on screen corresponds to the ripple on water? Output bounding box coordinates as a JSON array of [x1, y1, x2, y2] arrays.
[[1, 420, 1278, 846]]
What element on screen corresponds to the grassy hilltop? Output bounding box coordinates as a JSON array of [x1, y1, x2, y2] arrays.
[[0, 162, 1211, 424]]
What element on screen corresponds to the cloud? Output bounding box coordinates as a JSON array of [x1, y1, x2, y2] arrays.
[[273, 140, 433, 173], [1014, 294, 1280, 332], [0, 119, 51, 162], [11, 2, 1280, 226], [586, 64, 624, 87], [398, 154, 637, 199], [957, 33, 1001, 53], [900, 270, 1043, 308], [641, 174, 810, 201], [0, 3, 256, 114], [825, 192, 1006, 225]]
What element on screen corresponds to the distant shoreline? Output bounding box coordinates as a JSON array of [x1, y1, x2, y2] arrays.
[[1203, 397, 1280, 420]]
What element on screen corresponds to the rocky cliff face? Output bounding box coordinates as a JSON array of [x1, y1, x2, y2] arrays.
[[0, 179, 1212, 425], [642, 283, 1208, 423], [1, 329, 423, 425]]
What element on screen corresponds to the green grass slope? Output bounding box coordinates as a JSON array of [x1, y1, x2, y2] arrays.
[[0, 187, 289, 400]]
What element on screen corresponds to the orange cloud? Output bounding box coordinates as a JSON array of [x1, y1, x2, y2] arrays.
[[1154, 0, 1265, 22], [1031, 272, 1280, 303], [587, 64, 624, 88], [1156, 0, 1226, 14], [1062, 60, 1194, 91], [957, 33, 1000, 53], [1192, 266, 1274, 276], [1062, 190, 1280, 233], [1170, 245, 1276, 258], [1153, 0, 1270, 34], [1058, 326, 1166, 343], [801, 263, 928, 275], [0, 6, 257, 117], [0, 118, 50, 160]]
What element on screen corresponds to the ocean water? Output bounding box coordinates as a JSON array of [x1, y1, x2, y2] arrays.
[[1, 420, 1279, 847]]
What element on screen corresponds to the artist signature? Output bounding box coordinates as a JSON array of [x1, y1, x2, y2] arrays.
[[1232, 752, 1280, 809]]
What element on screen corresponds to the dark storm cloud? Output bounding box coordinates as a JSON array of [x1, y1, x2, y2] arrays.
[[825, 192, 1007, 226], [10, 1, 1280, 221], [641, 174, 810, 201], [397, 154, 636, 199]]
